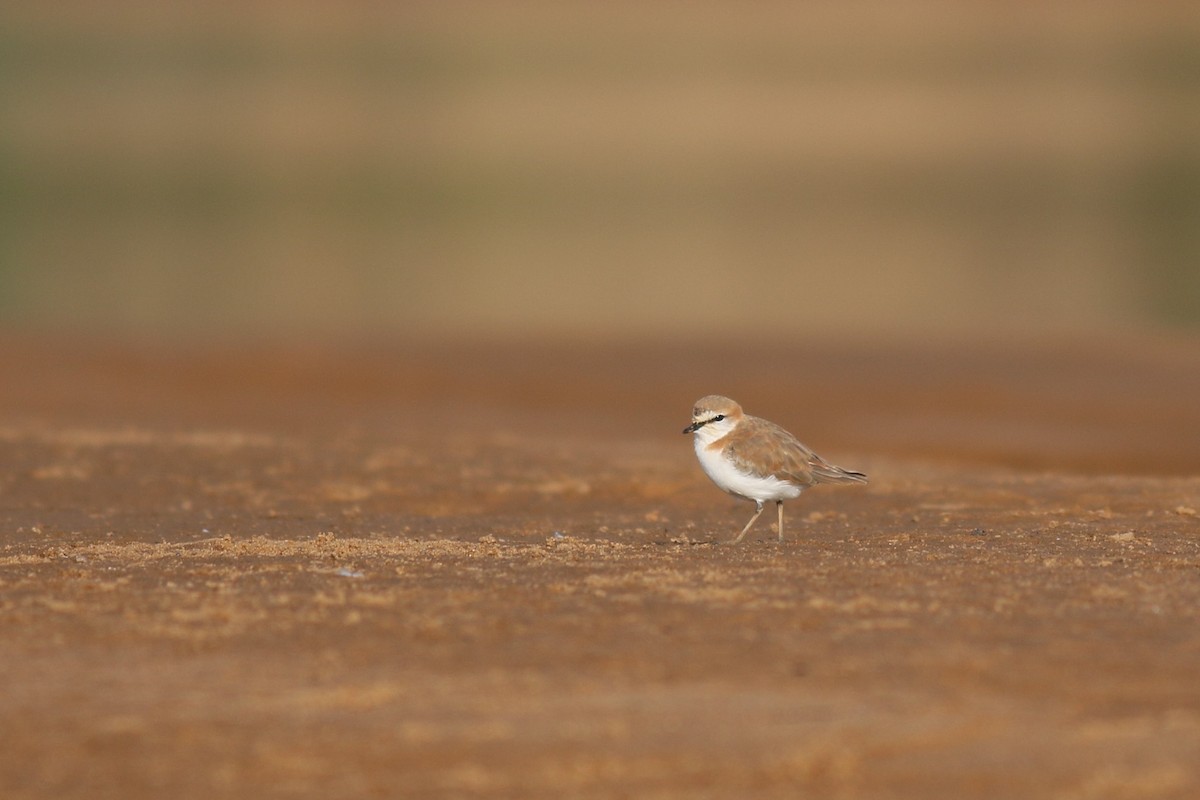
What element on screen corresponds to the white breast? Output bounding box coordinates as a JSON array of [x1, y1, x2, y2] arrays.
[[694, 436, 803, 503]]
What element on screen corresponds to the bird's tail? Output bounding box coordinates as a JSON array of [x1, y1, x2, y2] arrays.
[[811, 459, 868, 485]]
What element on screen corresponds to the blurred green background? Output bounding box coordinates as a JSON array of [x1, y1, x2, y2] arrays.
[[2, 2, 1198, 341]]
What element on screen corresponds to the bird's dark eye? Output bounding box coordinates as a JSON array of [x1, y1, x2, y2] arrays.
[[713, 414, 725, 422]]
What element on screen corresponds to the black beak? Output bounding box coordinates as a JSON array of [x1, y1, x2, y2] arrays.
[[682, 421, 702, 434]]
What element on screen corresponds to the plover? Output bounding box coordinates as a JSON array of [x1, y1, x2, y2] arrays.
[[683, 395, 866, 543]]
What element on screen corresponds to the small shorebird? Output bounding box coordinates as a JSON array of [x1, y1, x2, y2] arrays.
[[683, 395, 867, 543]]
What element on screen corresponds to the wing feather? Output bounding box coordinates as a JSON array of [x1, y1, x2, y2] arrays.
[[723, 416, 866, 487]]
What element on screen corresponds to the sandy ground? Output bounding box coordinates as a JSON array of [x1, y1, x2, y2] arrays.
[[1, 333, 1199, 799]]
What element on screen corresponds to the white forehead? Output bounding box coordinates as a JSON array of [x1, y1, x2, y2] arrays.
[[692, 395, 739, 418]]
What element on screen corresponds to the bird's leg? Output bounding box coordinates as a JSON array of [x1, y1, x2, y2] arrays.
[[777, 500, 785, 542], [732, 500, 764, 544]]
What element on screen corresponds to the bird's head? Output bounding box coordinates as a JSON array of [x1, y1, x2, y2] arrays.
[[682, 395, 743, 438]]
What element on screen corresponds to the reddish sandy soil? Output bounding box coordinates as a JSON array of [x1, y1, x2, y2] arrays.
[[1, 333, 1199, 799]]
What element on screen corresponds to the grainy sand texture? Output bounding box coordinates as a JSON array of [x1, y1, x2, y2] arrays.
[[1, 336, 1199, 799]]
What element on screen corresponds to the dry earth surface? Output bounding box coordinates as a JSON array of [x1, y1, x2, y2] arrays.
[[1, 333, 1199, 799]]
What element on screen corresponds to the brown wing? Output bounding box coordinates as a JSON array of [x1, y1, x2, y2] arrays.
[[724, 416, 866, 487]]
